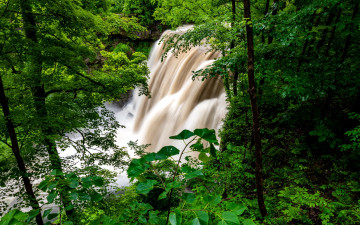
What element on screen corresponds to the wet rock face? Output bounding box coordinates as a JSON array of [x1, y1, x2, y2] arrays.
[[111, 23, 166, 41]]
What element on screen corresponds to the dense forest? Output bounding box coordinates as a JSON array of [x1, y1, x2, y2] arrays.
[[0, 0, 360, 224]]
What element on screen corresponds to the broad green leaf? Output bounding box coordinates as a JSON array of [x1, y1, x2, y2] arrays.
[[139, 215, 147, 223], [209, 195, 221, 206], [143, 153, 156, 162], [65, 204, 74, 210], [182, 193, 196, 203], [185, 170, 203, 179], [148, 211, 159, 224], [63, 222, 73, 225], [127, 158, 150, 178], [50, 169, 64, 176], [170, 129, 195, 140], [47, 190, 58, 203], [91, 192, 103, 201], [175, 208, 183, 225], [69, 192, 78, 200], [38, 178, 49, 192], [165, 181, 182, 192], [217, 221, 227, 225], [79, 192, 91, 201], [242, 219, 256, 225], [169, 212, 177, 225], [196, 211, 209, 225], [158, 191, 168, 200], [91, 176, 104, 187], [65, 173, 77, 179], [43, 209, 52, 218], [47, 213, 58, 220], [222, 212, 240, 225], [0, 209, 27, 224], [136, 179, 158, 194], [47, 181, 58, 190], [210, 144, 217, 157], [68, 179, 79, 189], [199, 152, 212, 162], [81, 177, 92, 188], [225, 202, 246, 215], [157, 146, 180, 157], [191, 217, 201, 225], [26, 209, 40, 223], [155, 153, 168, 160], [191, 142, 204, 151], [181, 165, 192, 173], [194, 128, 218, 144]]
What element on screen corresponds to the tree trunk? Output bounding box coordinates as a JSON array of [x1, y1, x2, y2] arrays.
[[242, 0, 267, 218], [231, 0, 239, 96], [0, 76, 44, 225], [341, 3, 358, 62], [19, 0, 74, 218], [261, 0, 270, 43], [325, 9, 342, 56], [268, 0, 278, 44], [322, 3, 358, 118]]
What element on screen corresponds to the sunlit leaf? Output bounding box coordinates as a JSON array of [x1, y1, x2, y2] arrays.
[[136, 179, 158, 194], [170, 129, 195, 140]]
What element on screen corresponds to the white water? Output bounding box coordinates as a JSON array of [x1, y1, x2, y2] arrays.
[[1, 26, 227, 215], [98, 25, 227, 186]]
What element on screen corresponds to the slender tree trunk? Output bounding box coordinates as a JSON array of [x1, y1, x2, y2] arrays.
[[341, 3, 358, 62], [296, 11, 319, 71], [19, 0, 74, 218], [259, 0, 279, 96], [261, 0, 270, 43], [0, 76, 44, 225], [267, 0, 278, 44], [243, 0, 267, 218], [316, 10, 335, 50], [322, 3, 359, 118], [231, 0, 239, 96], [325, 9, 342, 56]]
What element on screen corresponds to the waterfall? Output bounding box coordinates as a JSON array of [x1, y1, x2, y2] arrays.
[[60, 25, 227, 186], [131, 25, 227, 152]]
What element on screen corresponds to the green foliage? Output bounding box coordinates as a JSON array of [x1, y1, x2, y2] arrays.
[[0, 0, 149, 218], [121, 0, 158, 27], [125, 128, 255, 224]]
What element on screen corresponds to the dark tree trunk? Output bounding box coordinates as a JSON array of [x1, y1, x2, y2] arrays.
[[341, 3, 358, 62], [243, 0, 267, 218], [297, 11, 319, 71], [231, 0, 239, 96], [261, 0, 270, 43], [19, 0, 74, 218], [268, 0, 279, 44], [322, 3, 359, 118], [325, 9, 342, 56], [316, 10, 335, 50], [0, 76, 44, 225]]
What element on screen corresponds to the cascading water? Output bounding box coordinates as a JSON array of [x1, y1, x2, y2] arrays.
[[0, 26, 228, 215], [62, 25, 227, 187], [130, 25, 227, 152]]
